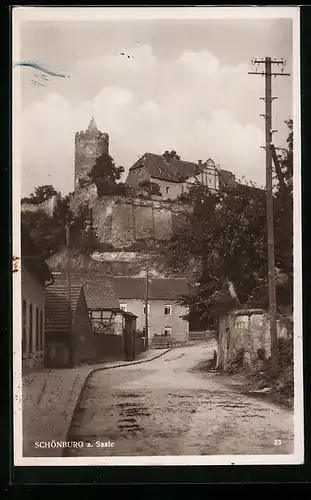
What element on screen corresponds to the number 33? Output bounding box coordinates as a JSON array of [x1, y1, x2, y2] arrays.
[[274, 439, 283, 446]]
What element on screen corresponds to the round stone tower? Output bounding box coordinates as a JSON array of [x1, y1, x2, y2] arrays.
[[74, 117, 109, 189]]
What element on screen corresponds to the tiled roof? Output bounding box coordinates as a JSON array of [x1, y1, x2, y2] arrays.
[[79, 275, 119, 309], [51, 271, 119, 309], [129, 153, 201, 183], [113, 277, 189, 300], [45, 277, 83, 335]]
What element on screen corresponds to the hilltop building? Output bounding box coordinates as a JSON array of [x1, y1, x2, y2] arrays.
[[125, 154, 236, 200], [73, 116, 236, 200]]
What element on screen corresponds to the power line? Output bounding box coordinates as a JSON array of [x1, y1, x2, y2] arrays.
[[248, 56, 290, 370]]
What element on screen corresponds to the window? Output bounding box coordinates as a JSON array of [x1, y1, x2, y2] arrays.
[[91, 310, 102, 320], [143, 303, 150, 315], [120, 303, 127, 312], [36, 306, 39, 351], [164, 327, 172, 337], [90, 309, 113, 324], [166, 187, 170, 194], [164, 304, 172, 316], [22, 300, 27, 354], [29, 304, 33, 353]]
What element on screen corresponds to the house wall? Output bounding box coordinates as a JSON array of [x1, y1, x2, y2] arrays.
[[217, 310, 291, 371], [71, 291, 97, 366], [126, 167, 188, 200], [118, 298, 189, 343], [196, 166, 220, 191], [150, 178, 184, 200], [21, 265, 45, 374], [126, 166, 193, 200]]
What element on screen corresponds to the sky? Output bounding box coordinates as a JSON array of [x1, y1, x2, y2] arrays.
[[15, 12, 294, 196]]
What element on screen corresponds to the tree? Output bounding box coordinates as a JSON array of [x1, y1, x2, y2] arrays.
[[273, 119, 293, 310], [21, 209, 64, 259], [273, 119, 293, 277], [113, 182, 130, 197], [88, 152, 124, 196], [21, 193, 93, 259], [162, 150, 181, 161], [138, 180, 162, 197], [167, 185, 268, 326], [166, 120, 293, 328], [21, 185, 58, 205], [277, 119, 293, 189]]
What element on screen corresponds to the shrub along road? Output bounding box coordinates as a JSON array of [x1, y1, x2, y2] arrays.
[[66, 343, 294, 457]]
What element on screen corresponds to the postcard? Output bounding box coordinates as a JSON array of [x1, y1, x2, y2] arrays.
[[12, 6, 303, 466]]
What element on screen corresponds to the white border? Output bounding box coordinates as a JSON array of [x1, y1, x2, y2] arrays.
[[13, 6, 304, 467], [292, 6, 304, 466], [11, 6, 299, 21]]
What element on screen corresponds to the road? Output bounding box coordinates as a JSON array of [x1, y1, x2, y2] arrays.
[[66, 343, 294, 456]]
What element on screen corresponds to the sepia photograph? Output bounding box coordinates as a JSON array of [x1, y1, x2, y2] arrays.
[[12, 6, 303, 466]]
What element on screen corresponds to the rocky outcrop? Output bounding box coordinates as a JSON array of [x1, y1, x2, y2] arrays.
[[69, 186, 192, 249], [47, 247, 182, 278]]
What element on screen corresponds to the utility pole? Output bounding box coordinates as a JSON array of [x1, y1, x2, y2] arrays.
[[248, 57, 290, 370], [144, 261, 149, 350]]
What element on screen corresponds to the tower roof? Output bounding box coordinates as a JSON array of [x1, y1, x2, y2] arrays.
[[87, 116, 98, 132]]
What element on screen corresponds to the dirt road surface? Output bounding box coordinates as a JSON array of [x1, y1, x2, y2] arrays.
[[66, 343, 294, 456]]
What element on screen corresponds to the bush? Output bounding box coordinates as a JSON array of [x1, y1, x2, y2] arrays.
[[249, 336, 294, 405], [277, 337, 293, 369]]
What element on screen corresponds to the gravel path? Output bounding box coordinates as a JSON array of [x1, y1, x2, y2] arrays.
[[66, 343, 294, 456]]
